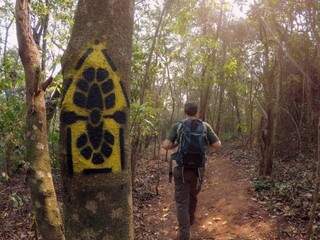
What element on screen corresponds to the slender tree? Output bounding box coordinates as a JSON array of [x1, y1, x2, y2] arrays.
[[15, 0, 65, 239], [60, 0, 134, 239]]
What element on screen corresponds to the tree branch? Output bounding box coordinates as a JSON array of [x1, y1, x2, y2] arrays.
[[16, 0, 42, 91]]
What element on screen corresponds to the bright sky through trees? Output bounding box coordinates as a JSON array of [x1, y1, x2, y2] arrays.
[[1, 0, 253, 49]]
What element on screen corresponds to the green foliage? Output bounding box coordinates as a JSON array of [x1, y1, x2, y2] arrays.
[[130, 102, 161, 138], [0, 49, 24, 91], [0, 95, 26, 171], [253, 178, 274, 192], [48, 120, 60, 169]]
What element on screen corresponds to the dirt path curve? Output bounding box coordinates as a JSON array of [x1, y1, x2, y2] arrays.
[[140, 152, 278, 240]]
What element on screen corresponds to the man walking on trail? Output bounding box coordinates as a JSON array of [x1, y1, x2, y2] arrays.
[[162, 102, 221, 240]]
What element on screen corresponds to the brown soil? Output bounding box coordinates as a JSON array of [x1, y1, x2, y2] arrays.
[[139, 152, 278, 240]]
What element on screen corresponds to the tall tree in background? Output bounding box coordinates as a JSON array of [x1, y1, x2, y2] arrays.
[[15, 0, 65, 239], [60, 0, 134, 239]]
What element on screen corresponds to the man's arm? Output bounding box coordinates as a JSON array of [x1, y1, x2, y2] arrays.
[[162, 139, 178, 150], [205, 122, 222, 150], [162, 123, 179, 150], [211, 140, 222, 149]]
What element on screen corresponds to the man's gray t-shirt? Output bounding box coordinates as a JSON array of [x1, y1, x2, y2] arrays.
[[167, 120, 220, 145]]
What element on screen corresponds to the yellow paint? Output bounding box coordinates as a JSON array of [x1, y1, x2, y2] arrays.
[[62, 42, 127, 173]]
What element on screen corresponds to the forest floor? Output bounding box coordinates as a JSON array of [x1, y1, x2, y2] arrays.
[[0, 142, 316, 239]]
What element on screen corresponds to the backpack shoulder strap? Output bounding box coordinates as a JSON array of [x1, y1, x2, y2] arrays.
[[202, 121, 209, 143], [176, 121, 184, 142], [202, 121, 208, 134]]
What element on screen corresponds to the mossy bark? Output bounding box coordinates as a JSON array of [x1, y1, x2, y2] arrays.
[[15, 0, 65, 239], [60, 1, 134, 239]]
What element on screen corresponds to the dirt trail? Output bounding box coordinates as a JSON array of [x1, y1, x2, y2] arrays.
[[140, 152, 278, 240]]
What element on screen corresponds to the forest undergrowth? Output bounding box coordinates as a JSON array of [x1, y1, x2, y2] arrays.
[[133, 140, 319, 240], [0, 140, 319, 239]]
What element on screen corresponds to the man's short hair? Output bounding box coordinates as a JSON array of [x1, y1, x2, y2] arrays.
[[184, 102, 198, 116]]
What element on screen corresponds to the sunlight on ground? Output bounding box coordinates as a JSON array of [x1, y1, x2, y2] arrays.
[[199, 213, 273, 240]]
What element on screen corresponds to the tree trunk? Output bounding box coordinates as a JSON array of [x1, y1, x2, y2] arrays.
[[41, 0, 49, 73], [199, 66, 209, 121], [258, 18, 276, 177], [4, 141, 14, 178], [249, 78, 254, 147], [229, 91, 242, 135], [307, 117, 320, 239], [15, 1, 65, 239], [60, 0, 134, 239], [140, 0, 172, 104], [215, 83, 225, 135]]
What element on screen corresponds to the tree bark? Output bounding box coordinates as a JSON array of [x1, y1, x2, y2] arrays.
[[60, 0, 134, 239], [258, 17, 276, 177], [41, 0, 50, 74], [15, 0, 65, 239], [307, 117, 320, 239], [4, 141, 14, 178], [215, 83, 225, 135], [199, 66, 209, 121]]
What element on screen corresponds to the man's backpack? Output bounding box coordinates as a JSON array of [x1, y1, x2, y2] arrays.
[[172, 119, 207, 168]]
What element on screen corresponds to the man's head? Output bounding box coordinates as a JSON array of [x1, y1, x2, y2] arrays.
[[184, 102, 198, 117]]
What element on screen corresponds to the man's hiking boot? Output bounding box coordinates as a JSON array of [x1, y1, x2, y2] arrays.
[[176, 233, 190, 240]]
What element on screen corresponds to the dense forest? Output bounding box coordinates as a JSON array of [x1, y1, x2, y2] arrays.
[[0, 0, 319, 239]]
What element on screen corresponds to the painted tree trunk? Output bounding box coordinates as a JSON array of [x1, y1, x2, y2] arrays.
[[15, 0, 65, 239], [60, 0, 134, 239]]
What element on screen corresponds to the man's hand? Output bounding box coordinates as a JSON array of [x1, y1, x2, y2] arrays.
[[162, 139, 178, 150], [211, 140, 222, 150]]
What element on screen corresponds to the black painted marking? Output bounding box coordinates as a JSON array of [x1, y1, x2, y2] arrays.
[[120, 81, 130, 107], [90, 109, 101, 125], [87, 83, 103, 110], [77, 134, 88, 148], [92, 153, 104, 164], [77, 79, 89, 92], [87, 122, 103, 150], [61, 111, 87, 125], [104, 130, 115, 145], [83, 168, 112, 174], [105, 93, 116, 109], [101, 79, 114, 94], [81, 146, 92, 160], [113, 111, 127, 124], [96, 68, 109, 82], [61, 78, 73, 103], [75, 48, 93, 70], [101, 142, 112, 158], [65, 48, 128, 173], [101, 49, 117, 71], [83, 67, 95, 82], [66, 128, 74, 175], [120, 128, 125, 170], [103, 111, 126, 124], [73, 92, 87, 108]]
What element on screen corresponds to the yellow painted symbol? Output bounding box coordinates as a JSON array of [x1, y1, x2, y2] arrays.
[[61, 42, 128, 174]]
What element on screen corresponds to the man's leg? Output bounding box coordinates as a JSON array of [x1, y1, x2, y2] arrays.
[[189, 168, 203, 225], [174, 167, 190, 240], [189, 181, 198, 225]]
